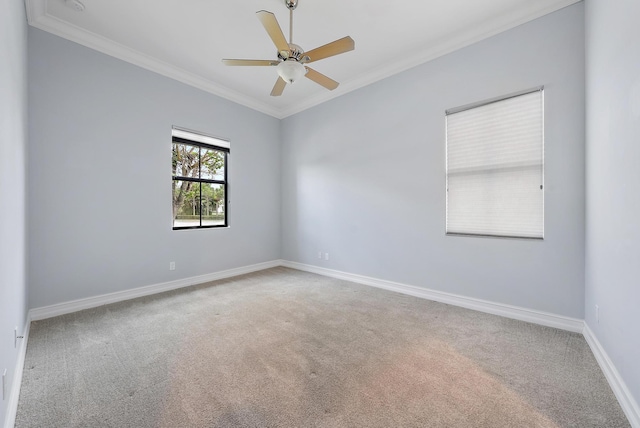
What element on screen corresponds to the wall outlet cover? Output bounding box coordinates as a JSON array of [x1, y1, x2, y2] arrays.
[[2, 368, 6, 400]]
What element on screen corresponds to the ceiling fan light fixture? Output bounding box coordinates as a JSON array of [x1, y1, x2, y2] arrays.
[[277, 60, 306, 84]]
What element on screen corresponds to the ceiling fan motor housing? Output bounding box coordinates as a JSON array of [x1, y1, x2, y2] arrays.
[[278, 43, 305, 62]]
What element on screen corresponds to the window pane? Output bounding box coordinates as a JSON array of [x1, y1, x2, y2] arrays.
[[172, 180, 201, 228], [201, 183, 225, 226], [171, 130, 229, 230], [200, 148, 225, 180], [172, 143, 200, 178]]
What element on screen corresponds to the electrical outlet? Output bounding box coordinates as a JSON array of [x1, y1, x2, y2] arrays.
[[317, 251, 322, 259], [596, 305, 599, 323], [14, 327, 24, 349], [324, 253, 329, 261], [2, 368, 6, 401], [169, 261, 176, 271]]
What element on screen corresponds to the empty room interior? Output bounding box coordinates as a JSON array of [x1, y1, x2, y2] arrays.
[[1, 0, 639, 426]]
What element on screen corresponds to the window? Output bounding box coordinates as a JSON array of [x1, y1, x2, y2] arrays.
[[171, 127, 229, 229], [446, 88, 544, 239]]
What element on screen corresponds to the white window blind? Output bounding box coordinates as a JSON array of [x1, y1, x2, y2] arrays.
[[172, 127, 230, 152], [446, 89, 544, 239]]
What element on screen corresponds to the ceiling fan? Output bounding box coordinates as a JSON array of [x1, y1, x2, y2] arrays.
[[222, 0, 355, 97]]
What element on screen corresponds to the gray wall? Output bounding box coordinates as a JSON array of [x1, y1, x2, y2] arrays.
[[12, 0, 640, 417], [28, 28, 281, 309], [281, 4, 586, 318], [0, 0, 28, 424], [585, 0, 640, 408]]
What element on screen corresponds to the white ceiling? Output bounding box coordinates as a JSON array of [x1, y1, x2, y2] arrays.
[[26, 0, 579, 118]]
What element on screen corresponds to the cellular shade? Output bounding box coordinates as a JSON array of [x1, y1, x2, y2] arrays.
[[446, 89, 544, 239]]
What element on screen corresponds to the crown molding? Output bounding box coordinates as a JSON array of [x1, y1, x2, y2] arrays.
[[279, 0, 582, 118], [25, 0, 581, 120], [26, 0, 284, 118], [24, 0, 46, 23]]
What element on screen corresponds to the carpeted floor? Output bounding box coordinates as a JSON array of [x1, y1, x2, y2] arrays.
[[16, 267, 630, 427]]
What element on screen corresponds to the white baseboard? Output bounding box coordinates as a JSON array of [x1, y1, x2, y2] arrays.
[[285, 259, 637, 425], [16, 260, 636, 428], [583, 324, 640, 427], [4, 317, 31, 428], [28, 258, 583, 330], [281, 260, 584, 333], [29, 260, 282, 321]]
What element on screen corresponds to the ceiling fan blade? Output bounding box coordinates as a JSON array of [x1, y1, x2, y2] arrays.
[[256, 11, 290, 57], [303, 36, 355, 63], [222, 59, 279, 66], [304, 67, 339, 91], [270, 77, 287, 97]]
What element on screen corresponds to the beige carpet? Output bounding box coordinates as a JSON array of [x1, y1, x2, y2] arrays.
[[16, 267, 629, 427]]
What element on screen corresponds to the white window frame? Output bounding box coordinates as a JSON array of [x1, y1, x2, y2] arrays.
[[171, 126, 230, 230]]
